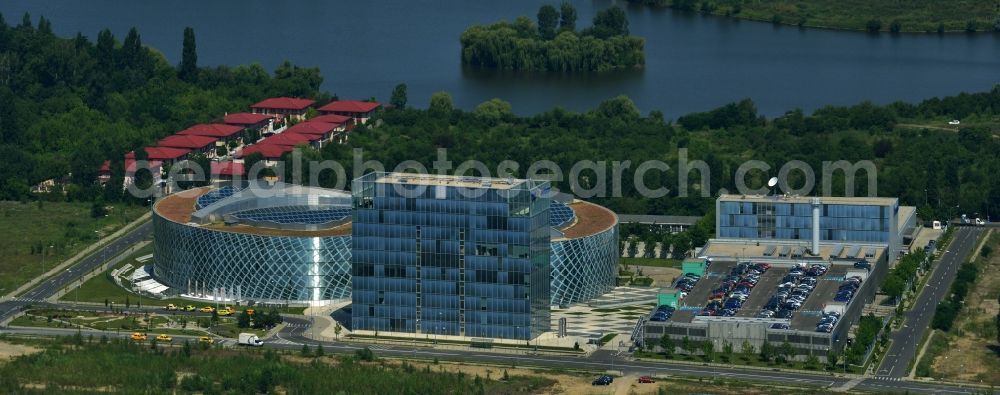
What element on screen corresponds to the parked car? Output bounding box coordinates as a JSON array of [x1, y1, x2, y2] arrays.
[[770, 323, 790, 330], [776, 309, 794, 319], [592, 375, 614, 386], [758, 309, 775, 318], [816, 324, 834, 333], [638, 376, 655, 384], [721, 308, 738, 317], [854, 260, 871, 270]]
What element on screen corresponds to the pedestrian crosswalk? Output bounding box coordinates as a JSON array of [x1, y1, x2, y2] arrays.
[[873, 376, 903, 382], [270, 338, 299, 345], [5, 298, 46, 304]]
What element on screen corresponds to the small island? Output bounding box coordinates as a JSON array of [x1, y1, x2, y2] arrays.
[[460, 4, 645, 72]]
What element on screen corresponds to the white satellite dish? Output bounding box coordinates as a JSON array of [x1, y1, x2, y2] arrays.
[[767, 177, 778, 188]]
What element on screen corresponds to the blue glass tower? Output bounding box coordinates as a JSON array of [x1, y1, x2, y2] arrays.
[[351, 173, 551, 340]]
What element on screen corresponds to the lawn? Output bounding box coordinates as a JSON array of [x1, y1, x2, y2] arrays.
[[622, 257, 681, 268], [0, 200, 146, 296]]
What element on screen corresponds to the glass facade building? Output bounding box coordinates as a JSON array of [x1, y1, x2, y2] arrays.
[[715, 195, 900, 257], [550, 225, 618, 306], [351, 173, 551, 340]]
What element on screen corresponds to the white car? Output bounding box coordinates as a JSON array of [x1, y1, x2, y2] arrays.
[[948, 119, 961, 125]]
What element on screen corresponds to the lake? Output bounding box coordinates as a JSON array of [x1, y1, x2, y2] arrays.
[[2, 0, 998, 117]]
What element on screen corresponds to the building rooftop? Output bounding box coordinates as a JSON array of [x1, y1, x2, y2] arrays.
[[251, 97, 316, 111], [224, 112, 272, 125], [158, 135, 219, 150], [238, 143, 293, 159], [617, 214, 701, 226], [155, 185, 352, 237], [210, 161, 244, 177], [718, 194, 898, 206], [557, 201, 618, 240], [178, 123, 245, 138], [262, 132, 318, 147], [141, 147, 191, 161], [318, 100, 381, 113], [306, 114, 352, 125], [700, 239, 885, 262], [374, 173, 528, 190], [285, 121, 338, 135]]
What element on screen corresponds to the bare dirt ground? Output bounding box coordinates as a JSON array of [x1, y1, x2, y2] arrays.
[[0, 341, 41, 362], [639, 266, 682, 287], [931, 232, 1000, 385]]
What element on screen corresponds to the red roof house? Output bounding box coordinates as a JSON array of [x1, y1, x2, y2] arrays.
[[178, 124, 245, 138], [305, 114, 352, 126], [158, 135, 219, 152], [250, 97, 316, 121], [142, 147, 191, 162], [317, 100, 381, 124], [286, 121, 338, 135], [224, 112, 273, 126]]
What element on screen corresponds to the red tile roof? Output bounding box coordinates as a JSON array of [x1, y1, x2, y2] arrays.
[[143, 147, 191, 161], [125, 158, 163, 174], [305, 114, 352, 125], [286, 122, 337, 136], [158, 135, 219, 150], [178, 123, 245, 138], [251, 97, 316, 111], [211, 161, 245, 177], [318, 100, 381, 113], [238, 144, 292, 159], [263, 132, 319, 147], [100, 160, 111, 173], [224, 112, 273, 125]]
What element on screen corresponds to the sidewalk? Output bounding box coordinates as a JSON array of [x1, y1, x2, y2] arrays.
[[5, 212, 151, 299]]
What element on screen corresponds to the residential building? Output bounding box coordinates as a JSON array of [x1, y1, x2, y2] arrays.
[[178, 124, 246, 148], [158, 135, 220, 157], [318, 100, 380, 125], [224, 112, 274, 142], [251, 97, 315, 122]]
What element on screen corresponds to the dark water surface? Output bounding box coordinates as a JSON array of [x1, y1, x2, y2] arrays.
[[3, 0, 998, 116]]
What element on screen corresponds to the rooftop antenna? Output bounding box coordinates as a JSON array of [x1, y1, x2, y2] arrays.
[[767, 176, 778, 197]]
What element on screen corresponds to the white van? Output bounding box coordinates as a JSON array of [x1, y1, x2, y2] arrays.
[[932, 221, 942, 230]]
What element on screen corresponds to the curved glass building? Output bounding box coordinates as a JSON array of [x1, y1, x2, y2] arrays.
[[153, 184, 618, 306], [152, 182, 353, 303]]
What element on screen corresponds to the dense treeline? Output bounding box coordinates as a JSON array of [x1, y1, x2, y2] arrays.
[[879, 249, 927, 300], [0, 14, 328, 202], [625, 0, 999, 33], [460, 4, 645, 71], [5, 15, 1000, 224], [0, 336, 553, 393], [931, 258, 979, 331], [309, 86, 1000, 222]]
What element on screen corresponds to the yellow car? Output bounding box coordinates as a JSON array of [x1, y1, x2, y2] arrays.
[[155, 334, 173, 343], [198, 336, 214, 345], [183, 305, 196, 312], [199, 306, 215, 313], [165, 304, 177, 311], [130, 332, 147, 341], [218, 307, 234, 316]]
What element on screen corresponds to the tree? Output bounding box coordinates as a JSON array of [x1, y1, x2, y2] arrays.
[[826, 351, 839, 370], [237, 310, 251, 328], [182, 340, 192, 358], [334, 322, 342, 340], [805, 353, 820, 369], [537, 5, 559, 40], [778, 341, 795, 364], [390, 83, 408, 109], [589, 6, 629, 38], [473, 98, 513, 125], [300, 343, 311, 356], [701, 340, 715, 362], [881, 275, 905, 300], [659, 335, 675, 358], [681, 336, 694, 355], [721, 340, 734, 362], [315, 344, 324, 357], [597, 95, 640, 119], [866, 19, 882, 33], [179, 27, 198, 82], [741, 340, 755, 363], [429, 92, 454, 115], [759, 340, 774, 363], [559, 2, 577, 32]]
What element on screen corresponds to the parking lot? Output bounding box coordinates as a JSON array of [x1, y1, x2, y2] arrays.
[[670, 259, 740, 323], [792, 264, 850, 330]]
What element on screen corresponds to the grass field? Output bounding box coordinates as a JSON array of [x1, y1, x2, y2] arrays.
[[622, 257, 682, 268], [652, 0, 998, 33], [0, 200, 146, 296], [923, 231, 1000, 384]]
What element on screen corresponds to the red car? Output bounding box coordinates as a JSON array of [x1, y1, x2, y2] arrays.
[[639, 376, 656, 383]]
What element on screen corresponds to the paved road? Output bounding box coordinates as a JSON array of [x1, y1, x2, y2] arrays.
[[0, 221, 152, 323], [877, 227, 983, 378], [1, 321, 986, 394]]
